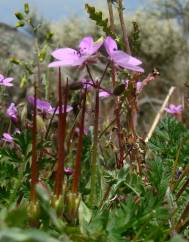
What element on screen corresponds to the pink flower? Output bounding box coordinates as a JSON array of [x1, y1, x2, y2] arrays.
[[104, 37, 144, 72], [99, 91, 111, 98], [2, 133, 13, 143], [0, 74, 14, 87], [27, 96, 53, 113], [48, 36, 103, 68], [64, 167, 73, 176], [27, 96, 73, 115], [6, 103, 18, 122], [165, 104, 183, 114]]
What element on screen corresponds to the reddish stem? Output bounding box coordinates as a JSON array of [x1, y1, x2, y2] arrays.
[[54, 70, 68, 198], [72, 88, 87, 193], [31, 80, 38, 203]]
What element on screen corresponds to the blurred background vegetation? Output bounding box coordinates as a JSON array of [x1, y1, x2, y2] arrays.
[[0, 0, 189, 135]]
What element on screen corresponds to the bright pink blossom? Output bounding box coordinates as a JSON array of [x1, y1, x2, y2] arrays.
[[99, 91, 111, 98], [48, 36, 103, 68], [27, 96, 53, 113], [104, 37, 144, 72], [27, 96, 73, 114]]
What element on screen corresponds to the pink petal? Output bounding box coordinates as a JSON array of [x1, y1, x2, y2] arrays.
[[79, 36, 103, 55], [112, 51, 142, 65], [48, 60, 76, 68], [104, 36, 118, 56], [0, 74, 4, 82], [99, 91, 110, 98], [79, 36, 93, 54], [116, 62, 144, 72], [51, 48, 78, 61], [4, 77, 14, 83]]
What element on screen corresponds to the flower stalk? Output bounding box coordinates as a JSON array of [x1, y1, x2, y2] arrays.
[[31, 80, 38, 203], [107, 1, 125, 168], [72, 87, 87, 193], [54, 69, 68, 198], [112, 65, 125, 168], [117, 0, 131, 54], [89, 81, 100, 207]]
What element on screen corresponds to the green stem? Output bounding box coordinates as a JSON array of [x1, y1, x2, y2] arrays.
[[112, 64, 124, 168], [72, 88, 87, 193], [31, 80, 38, 203], [89, 81, 100, 207], [54, 71, 68, 198]]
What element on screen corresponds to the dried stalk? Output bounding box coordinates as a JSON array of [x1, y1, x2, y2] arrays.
[[145, 86, 176, 143]]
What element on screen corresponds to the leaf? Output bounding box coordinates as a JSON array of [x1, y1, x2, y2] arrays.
[[79, 200, 92, 235], [5, 207, 28, 228], [0, 228, 60, 242], [85, 4, 123, 48], [170, 235, 187, 242]]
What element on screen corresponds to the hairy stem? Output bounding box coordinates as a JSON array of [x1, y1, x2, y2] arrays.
[[112, 64, 124, 168], [72, 88, 87, 193], [107, 0, 115, 32], [54, 70, 68, 198], [31, 80, 38, 203], [117, 0, 131, 54], [89, 82, 100, 207]]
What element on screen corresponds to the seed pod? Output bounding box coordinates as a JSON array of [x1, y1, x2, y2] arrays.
[[15, 12, 24, 20], [113, 84, 125, 96], [24, 3, 30, 14], [16, 21, 25, 27]]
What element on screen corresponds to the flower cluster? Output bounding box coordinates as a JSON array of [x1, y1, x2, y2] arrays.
[[165, 104, 183, 114], [27, 96, 73, 114], [49, 36, 144, 73]]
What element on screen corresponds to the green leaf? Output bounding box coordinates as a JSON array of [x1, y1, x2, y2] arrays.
[[5, 207, 28, 228], [0, 228, 60, 242], [79, 200, 92, 235], [170, 235, 187, 242], [85, 4, 123, 48]]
